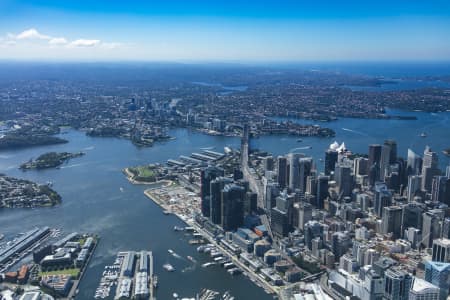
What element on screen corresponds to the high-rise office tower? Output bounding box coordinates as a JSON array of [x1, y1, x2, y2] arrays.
[[263, 156, 274, 171], [325, 149, 338, 176], [354, 157, 369, 176], [422, 210, 445, 248], [335, 163, 353, 198], [384, 139, 398, 164], [298, 202, 313, 230], [200, 166, 224, 217], [407, 149, 423, 176], [277, 156, 287, 189], [383, 268, 412, 300], [221, 183, 245, 231], [446, 165, 450, 178], [425, 260, 450, 300], [368, 144, 382, 172], [374, 182, 392, 217], [431, 176, 450, 204], [407, 175, 423, 202], [422, 146, 440, 192], [382, 206, 403, 239], [288, 153, 304, 191], [264, 181, 279, 211], [432, 239, 450, 263], [209, 177, 232, 224], [401, 202, 424, 234], [316, 175, 329, 209], [299, 157, 313, 193]]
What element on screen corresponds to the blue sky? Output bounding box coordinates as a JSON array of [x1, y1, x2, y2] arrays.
[[1, 0, 450, 61]]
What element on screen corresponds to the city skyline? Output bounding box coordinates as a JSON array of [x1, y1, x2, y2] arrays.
[[1, 0, 450, 61]]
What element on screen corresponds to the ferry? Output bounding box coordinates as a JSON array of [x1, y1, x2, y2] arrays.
[[163, 263, 175, 272], [173, 226, 184, 231], [201, 262, 216, 268], [168, 249, 175, 255]]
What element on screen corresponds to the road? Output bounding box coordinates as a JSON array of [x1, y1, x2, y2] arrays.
[[240, 131, 274, 239]]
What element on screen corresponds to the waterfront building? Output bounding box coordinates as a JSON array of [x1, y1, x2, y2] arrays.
[[221, 183, 245, 231], [200, 166, 224, 217], [209, 177, 232, 224]]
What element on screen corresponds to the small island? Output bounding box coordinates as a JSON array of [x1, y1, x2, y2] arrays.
[[20, 151, 85, 170], [0, 175, 61, 208]]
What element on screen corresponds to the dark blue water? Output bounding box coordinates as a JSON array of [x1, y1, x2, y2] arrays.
[[1, 110, 450, 299]]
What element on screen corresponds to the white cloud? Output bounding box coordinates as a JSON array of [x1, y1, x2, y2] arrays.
[[101, 42, 122, 49], [68, 39, 101, 48], [16, 28, 50, 40], [49, 37, 68, 45]]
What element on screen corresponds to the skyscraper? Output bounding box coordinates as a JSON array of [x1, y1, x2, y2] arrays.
[[200, 166, 224, 217], [422, 210, 445, 248], [368, 144, 382, 175], [288, 153, 303, 191], [210, 177, 232, 224], [374, 182, 392, 217], [297, 202, 313, 231], [407, 175, 423, 202], [277, 156, 287, 189], [221, 183, 245, 231], [432, 238, 450, 263], [383, 268, 413, 300], [431, 176, 450, 204], [425, 260, 450, 300], [316, 175, 329, 209], [382, 206, 403, 239], [422, 146, 440, 192], [324, 149, 338, 176], [335, 162, 353, 198], [299, 157, 313, 193], [409, 277, 440, 300], [407, 149, 422, 176]]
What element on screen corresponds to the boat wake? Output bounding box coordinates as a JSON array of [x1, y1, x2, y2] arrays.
[[342, 128, 369, 136]]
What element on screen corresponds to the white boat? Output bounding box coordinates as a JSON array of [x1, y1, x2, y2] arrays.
[[168, 249, 175, 254], [163, 263, 175, 272], [173, 293, 179, 298], [420, 132, 427, 137], [201, 262, 216, 268]]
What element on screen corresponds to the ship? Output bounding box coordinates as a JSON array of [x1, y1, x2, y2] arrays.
[[297, 139, 302, 142], [168, 249, 175, 255], [173, 226, 184, 231], [153, 275, 158, 288], [187, 256, 196, 263], [420, 132, 427, 137], [201, 262, 216, 268], [163, 263, 175, 272]]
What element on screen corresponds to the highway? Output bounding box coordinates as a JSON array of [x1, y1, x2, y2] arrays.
[[240, 130, 274, 239]]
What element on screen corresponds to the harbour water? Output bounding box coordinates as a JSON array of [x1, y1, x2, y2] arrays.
[[0, 109, 450, 299]]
